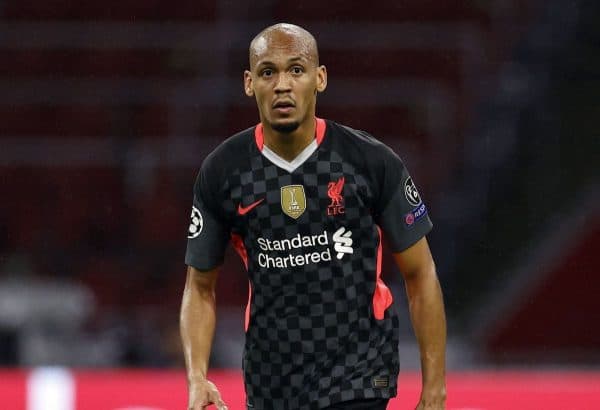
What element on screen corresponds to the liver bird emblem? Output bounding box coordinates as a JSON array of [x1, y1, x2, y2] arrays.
[[327, 176, 345, 206]]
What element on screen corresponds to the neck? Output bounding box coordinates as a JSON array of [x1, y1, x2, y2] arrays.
[[262, 119, 316, 162]]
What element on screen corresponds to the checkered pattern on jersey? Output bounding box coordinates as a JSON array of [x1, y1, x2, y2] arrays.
[[221, 144, 399, 410]]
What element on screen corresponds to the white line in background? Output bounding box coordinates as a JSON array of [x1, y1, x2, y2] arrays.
[[27, 367, 74, 410]]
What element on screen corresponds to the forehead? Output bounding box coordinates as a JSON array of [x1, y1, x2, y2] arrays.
[[250, 30, 316, 68]]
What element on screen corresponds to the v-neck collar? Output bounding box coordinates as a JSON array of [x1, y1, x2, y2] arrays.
[[261, 139, 318, 173], [254, 118, 326, 173]]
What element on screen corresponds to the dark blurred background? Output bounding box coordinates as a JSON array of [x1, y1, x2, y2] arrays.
[[0, 0, 598, 371]]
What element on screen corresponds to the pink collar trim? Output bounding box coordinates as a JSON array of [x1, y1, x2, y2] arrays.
[[254, 117, 326, 151]]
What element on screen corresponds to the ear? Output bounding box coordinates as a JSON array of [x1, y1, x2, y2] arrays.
[[316, 65, 327, 93], [244, 70, 254, 97]]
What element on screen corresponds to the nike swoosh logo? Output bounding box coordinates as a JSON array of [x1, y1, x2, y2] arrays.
[[237, 198, 264, 215]]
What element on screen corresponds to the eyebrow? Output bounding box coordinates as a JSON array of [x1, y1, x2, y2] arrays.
[[255, 56, 312, 70]]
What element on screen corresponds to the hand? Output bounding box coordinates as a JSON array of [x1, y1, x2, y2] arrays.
[[188, 379, 228, 410], [415, 384, 446, 410]]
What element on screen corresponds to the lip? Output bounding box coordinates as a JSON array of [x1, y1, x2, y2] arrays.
[[272, 99, 295, 109], [272, 99, 295, 115], [273, 106, 294, 114]]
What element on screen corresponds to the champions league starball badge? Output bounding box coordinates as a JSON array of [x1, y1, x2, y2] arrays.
[[187, 206, 203, 239], [404, 177, 422, 206]]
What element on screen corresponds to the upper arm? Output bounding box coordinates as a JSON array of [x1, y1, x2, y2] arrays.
[[184, 161, 230, 271], [371, 142, 433, 253], [392, 237, 436, 280]]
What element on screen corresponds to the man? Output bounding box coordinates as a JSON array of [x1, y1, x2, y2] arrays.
[[180, 23, 446, 410]]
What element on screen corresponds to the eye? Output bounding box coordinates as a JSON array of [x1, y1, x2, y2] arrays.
[[260, 68, 273, 77], [291, 66, 304, 75]]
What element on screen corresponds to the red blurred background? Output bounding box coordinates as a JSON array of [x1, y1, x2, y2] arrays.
[[0, 0, 598, 408]]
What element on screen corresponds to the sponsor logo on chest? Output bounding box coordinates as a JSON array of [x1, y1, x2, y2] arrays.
[[256, 226, 354, 269]]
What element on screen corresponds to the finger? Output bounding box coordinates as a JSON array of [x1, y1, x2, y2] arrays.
[[191, 398, 210, 410], [211, 395, 227, 410], [208, 393, 227, 410]]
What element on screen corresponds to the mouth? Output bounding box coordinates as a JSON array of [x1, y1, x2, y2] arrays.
[[272, 100, 295, 114]]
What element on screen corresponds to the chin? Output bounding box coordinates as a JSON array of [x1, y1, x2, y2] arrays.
[[272, 120, 300, 134]]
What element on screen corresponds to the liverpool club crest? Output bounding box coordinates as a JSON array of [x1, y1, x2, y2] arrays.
[[327, 176, 345, 216], [281, 185, 306, 219]]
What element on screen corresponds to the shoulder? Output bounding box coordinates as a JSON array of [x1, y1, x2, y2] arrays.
[[326, 120, 405, 168], [199, 125, 257, 188], [195, 126, 256, 200], [203, 126, 255, 173]]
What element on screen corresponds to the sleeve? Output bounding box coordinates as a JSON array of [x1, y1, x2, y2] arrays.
[[184, 162, 230, 271], [374, 146, 433, 252]]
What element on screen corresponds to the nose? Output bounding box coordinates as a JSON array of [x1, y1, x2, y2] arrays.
[[274, 72, 292, 93]]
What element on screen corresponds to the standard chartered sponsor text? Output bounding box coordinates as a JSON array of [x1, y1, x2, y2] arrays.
[[257, 231, 332, 268]]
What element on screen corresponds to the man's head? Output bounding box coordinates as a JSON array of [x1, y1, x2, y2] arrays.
[[244, 23, 327, 135]]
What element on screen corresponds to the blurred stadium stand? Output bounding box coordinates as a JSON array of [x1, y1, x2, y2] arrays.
[[0, 0, 597, 371]]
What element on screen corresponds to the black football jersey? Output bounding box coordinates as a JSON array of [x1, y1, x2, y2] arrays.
[[185, 118, 432, 409]]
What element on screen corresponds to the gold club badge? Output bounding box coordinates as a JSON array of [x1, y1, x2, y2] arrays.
[[280, 185, 306, 219]]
